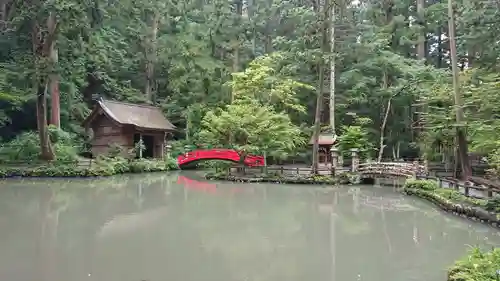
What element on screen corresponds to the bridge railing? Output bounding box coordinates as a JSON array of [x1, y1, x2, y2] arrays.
[[358, 162, 427, 177], [226, 165, 335, 177]]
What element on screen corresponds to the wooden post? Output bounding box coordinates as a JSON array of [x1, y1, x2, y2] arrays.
[[486, 186, 493, 198], [263, 150, 268, 174], [330, 146, 339, 177], [350, 148, 359, 172], [464, 182, 470, 197]]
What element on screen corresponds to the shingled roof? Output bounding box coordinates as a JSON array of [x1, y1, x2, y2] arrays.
[[309, 133, 336, 145], [83, 99, 176, 131]]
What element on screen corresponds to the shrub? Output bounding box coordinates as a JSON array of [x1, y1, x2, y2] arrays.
[[0, 156, 179, 178], [0, 128, 80, 163], [197, 160, 232, 170], [107, 143, 125, 158], [448, 247, 500, 281], [434, 188, 485, 206], [404, 179, 438, 191], [485, 196, 500, 213]]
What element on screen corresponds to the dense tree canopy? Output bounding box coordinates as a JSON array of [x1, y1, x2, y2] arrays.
[[1, 0, 500, 174]]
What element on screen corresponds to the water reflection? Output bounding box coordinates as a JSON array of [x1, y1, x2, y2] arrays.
[[0, 172, 498, 281]]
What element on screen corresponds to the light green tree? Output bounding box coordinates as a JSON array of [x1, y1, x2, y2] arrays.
[[198, 100, 305, 166]]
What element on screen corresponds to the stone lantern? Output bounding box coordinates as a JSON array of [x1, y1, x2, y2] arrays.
[[330, 146, 339, 173], [350, 148, 359, 172], [165, 144, 172, 158]]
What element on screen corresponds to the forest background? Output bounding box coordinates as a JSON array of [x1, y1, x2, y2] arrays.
[[0, 0, 499, 176]]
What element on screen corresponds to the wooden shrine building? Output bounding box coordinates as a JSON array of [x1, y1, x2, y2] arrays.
[[83, 99, 176, 158], [309, 133, 336, 165]]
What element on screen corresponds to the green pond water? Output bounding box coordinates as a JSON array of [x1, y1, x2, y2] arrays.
[[0, 171, 498, 281]]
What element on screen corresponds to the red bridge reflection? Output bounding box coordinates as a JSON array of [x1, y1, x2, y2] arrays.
[[176, 176, 244, 194]]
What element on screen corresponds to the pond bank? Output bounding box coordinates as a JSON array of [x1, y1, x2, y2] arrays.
[[0, 157, 178, 178], [204, 170, 359, 185], [403, 179, 500, 229], [447, 247, 500, 281]]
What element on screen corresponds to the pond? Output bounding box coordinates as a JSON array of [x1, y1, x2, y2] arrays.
[[0, 171, 498, 281]]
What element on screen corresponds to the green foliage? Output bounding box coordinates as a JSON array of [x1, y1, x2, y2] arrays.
[[198, 99, 305, 159], [0, 0, 499, 167], [167, 140, 192, 157], [338, 117, 374, 158], [432, 188, 485, 206], [229, 52, 314, 114], [404, 179, 486, 207], [422, 70, 500, 169], [0, 156, 179, 178], [205, 171, 341, 185], [404, 179, 438, 191], [484, 196, 500, 213], [0, 128, 80, 162], [107, 143, 125, 158], [448, 248, 500, 281], [197, 160, 233, 170]]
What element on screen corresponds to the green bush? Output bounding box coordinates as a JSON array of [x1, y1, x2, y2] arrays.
[[197, 160, 232, 170], [448, 247, 500, 281], [485, 196, 500, 213], [404, 179, 438, 191], [0, 156, 179, 178], [433, 188, 485, 206], [0, 127, 81, 163]]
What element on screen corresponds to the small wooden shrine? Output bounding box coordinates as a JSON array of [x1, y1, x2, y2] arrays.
[[309, 133, 336, 164], [82, 99, 176, 158]]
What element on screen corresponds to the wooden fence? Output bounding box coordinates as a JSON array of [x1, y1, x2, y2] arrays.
[[417, 175, 500, 199]]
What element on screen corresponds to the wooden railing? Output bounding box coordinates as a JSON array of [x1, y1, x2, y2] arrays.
[[224, 163, 500, 200], [226, 165, 335, 176], [417, 175, 500, 199]]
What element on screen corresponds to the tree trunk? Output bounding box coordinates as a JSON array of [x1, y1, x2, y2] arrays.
[[416, 0, 426, 61], [329, 0, 336, 137], [49, 43, 60, 128], [467, 46, 475, 68], [448, 0, 471, 179], [416, 0, 426, 152], [436, 25, 443, 68], [32, 12, 57, 160], [36, 83, 54, 160], [264, 0, 274, 54], [378, 75, 391, 162], [312, 0, 330, 174], [79, 1, 103, 108], [145, 10, 160, 102], [247, 0, 256, 58], [230, 0, 243, 103]]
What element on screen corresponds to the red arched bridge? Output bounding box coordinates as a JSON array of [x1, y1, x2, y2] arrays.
[[177, 149, 265, 168]]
